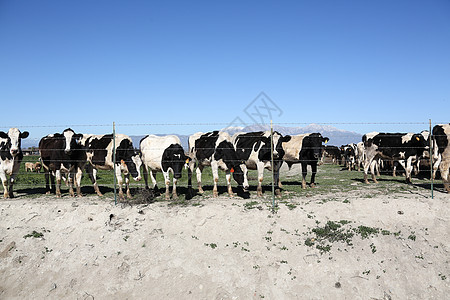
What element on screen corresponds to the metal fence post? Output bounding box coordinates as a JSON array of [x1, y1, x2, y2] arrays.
[[113, 122, 117, 205], [270, 120, 275, 212], [429, 119, 434, 199]]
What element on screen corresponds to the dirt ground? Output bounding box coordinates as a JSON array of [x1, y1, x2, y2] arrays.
[[0, 187, 449, 299]]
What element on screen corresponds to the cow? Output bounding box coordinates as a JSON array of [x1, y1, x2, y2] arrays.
[[323, 145, 341, 165], [187, 131, 247, 199], [432, 124, 450, 192], [281, 133, 329, 189], [140, 135, 188, 200], [25, 162, 35, 172], [232, 131, 288, 197], [341, 144, 357, 171], [82, 134, 142, 200], [0, 128, 29, 198], [362, 132, 427, 184], [34, 161, 42, 173], [39, 128, 85, 197]]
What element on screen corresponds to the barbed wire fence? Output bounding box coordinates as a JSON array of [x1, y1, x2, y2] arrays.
[[1, 119, 447, 207]]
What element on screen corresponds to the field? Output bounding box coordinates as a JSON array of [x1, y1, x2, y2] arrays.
[[1, 157, 449, 299]]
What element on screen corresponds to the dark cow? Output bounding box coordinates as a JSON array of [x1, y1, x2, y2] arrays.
[[187, 131, 247, 199], [82, 134, 142, 199], [232, 131, 288, 196], [0, 128, 29, 198], [362, 132, 427, 184], [323, 145, 341, 165], [140, 135, 188, 200], [39, 128, 84, 197], [432, 124, 450, 192], [281, 133, 329, 189]]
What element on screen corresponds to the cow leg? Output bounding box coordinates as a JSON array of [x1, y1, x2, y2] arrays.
[[370, 160, 378, 183], [376, 159, 381, 176], [256, 162, 265, 197], [142, 164, 150, 189], [148, 170, 159, 195], [172, 176, 178, 200], [75, 167, 83, 197], [363, 158, 372, 184], [163, 171, 171, 200], [186, 161, 195, 200], [211, 161, 219, 197], [273, 160, 283, 196], [310, 163, 317, 188], [439, 159, 450, 192], [87, 165, 102, 196], [241, 164, 249, 192], [125, 174, 132, 199], [44, 168, 52, 194], [196, 165, 204, 194], [225, 172, 233, 197], [405, 158, 413, 184], [301, 162, 308, 189], [55, 170, 62, 197], [114, 166, 125, 200], [433, 154, 441, 180], [0, 172, 8, 198]]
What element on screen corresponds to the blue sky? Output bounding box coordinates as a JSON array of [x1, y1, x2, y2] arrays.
[[1, 0, 449, 139]]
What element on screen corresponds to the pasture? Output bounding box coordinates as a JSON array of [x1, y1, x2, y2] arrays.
[[13, 155, 440, 202]]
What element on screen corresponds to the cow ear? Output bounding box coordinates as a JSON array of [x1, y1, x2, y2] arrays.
[[323, 137, 329, 144], [20, 131, 29, 139], [0, 131, 8, 138], [283, 135, 291, 143], [74, 133, 83, 139]]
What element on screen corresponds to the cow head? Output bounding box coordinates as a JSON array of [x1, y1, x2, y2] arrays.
[[214, 140, 249, 189], [162, 144, 187, 179], [62, 128, 83, 155], [116, 138, 142, 181], [0, 128, 29, 157], [304, 133, 329, 160]]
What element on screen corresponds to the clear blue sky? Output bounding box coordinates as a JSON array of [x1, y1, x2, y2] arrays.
[[1, 0, 449, 139]]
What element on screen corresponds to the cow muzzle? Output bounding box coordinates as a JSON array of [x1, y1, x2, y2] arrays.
[[10, 149, 19, 156]]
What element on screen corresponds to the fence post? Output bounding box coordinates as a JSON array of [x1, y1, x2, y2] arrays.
[[270, 120, 275, 212], [113, 122, 117, 205], [429, 119, 433, 199]]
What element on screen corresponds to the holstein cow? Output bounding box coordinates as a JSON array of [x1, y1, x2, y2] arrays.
[[39, 128, 84, 197], [362, 132, 427, 184], [187, 131, 247, 199], [281, 133, 329, 189], [140, 135, 188, 200], [323, 145, 341, 165], [432, 124, 450, 192], [355, 142, 365, 172], [82, 134, 142, 200], [0, 128, 29, 198], [232, 131, 288, 197]]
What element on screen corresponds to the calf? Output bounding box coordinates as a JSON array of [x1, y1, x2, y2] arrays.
[[39, 128, 85, 197], [82, 134, 142, 200], [140, 135, 188, 200], [281, 133, 329, 189], [0, 128, 29, 198], [34, 161, 42, 173], [187, 131, 247, 199], [432, 124, 450, 192], [232, 131, 288, 197], [362, 132, 427, 184], [25, 162, 35, 172]]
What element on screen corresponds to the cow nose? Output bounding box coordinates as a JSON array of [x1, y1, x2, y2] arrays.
[[134, 176, 142, 181], [174, 173, 182, 179], [11, 149, 18, 155], [64, 149, 72, 154]]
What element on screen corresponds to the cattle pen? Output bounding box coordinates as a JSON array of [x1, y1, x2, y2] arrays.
[[0, 119, 446, 203]]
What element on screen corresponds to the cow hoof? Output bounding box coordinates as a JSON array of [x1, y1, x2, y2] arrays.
[[365, 181, 370, 184], [165, 195, 170, 201], [310, 183, 316, 188], [198, 188, 205, 194], [45, 191, 51, 195], [97, 192, 103, 197], [172, 194, 178, 200], [213, 192, 218, 198], [373, 180, 379, 184]]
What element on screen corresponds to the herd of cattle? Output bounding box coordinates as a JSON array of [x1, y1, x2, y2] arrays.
[[0, 124, 450, 200]]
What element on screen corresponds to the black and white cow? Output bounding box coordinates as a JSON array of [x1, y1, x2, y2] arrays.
[[187, 131, 247, 199], [341, 144, 357, 171], [82, 134, 142, 199], [281, 133, 329, 189], [355, 142, 365, 172], [232, 131, 288, 196], [362, 132, 427, 184], [432, 124, 450, 192], [39, 128, 84, 197], [0, 128, 29, 198], [140, 135, 188, 200]]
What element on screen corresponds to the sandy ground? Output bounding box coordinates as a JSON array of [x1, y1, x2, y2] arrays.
[[0, 187, 449, 299]]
